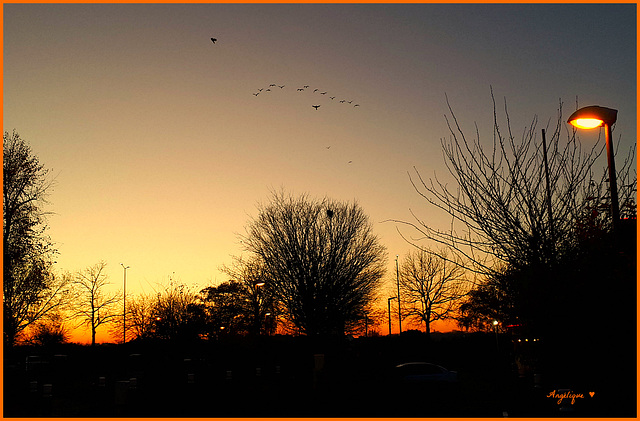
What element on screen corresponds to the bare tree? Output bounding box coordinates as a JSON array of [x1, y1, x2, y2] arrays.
[[399, 248, 469, 335], [152, 283, 204, 341], [393, 89, 636, 278], [70, 262, 121, 346], [3, 130, 69, 346], [242, 191, 387, 336], [24, 312, 70, 346], [350, 304, 387, 337], [119, 283, 209, 342], [219, 255, 279, 335], [391, 90, 636, 334], [122, 293, 157, 341], [199, 280, 251, 336]]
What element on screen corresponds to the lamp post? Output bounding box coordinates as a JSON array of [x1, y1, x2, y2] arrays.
[[396, 255, 402, 335], [388, 296, 397, 335], [567, 105, 619, 231], [255, 281, 265, 335], [120, 263, 129, 344]]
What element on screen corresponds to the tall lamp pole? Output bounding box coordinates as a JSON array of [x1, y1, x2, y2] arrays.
[[388, 296, 397, 335], [120, 263, 130, 344], [568, 105, 619, 232], [396, 255, 402, 335]]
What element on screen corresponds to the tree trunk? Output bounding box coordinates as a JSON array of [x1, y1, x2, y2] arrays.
[[424, 312, 431, 336]]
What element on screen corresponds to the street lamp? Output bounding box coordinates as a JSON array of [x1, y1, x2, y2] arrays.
[[396, 255, 402, 335], [568, 105, 619, 231], [388, 296, 397, 335], [120, 263, 130, 344], [253, 281, 266, 334]]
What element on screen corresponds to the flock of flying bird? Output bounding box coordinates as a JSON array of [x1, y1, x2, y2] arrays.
[[212, 37, 356, 163], [211, 38, 360, 111], [252, 83, 361, 111]]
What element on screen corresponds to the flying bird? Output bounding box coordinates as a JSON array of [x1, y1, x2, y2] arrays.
[[320, 92, 327, 95], [313, 89, 319, 93], [340, 100, 346, 103], [253, 93, 260, 96], [312, 105, 321, 110], [279, 85, 285, 89], [304, 85, 310, 88], [330, 96, 335, 100], [354, 104, 360, 107], [297, 88, 304, 91], [210, 38, 217, 44], [269, 84, 276, 87]]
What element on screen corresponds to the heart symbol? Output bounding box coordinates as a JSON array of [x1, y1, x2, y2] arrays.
[[589, 392, 595, 398]]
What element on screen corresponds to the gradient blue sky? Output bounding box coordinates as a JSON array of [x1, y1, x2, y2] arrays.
[[3, 3, 637, 339]]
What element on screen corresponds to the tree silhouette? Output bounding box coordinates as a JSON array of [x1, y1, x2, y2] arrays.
[[25, 312, 70, 346], [121, 293, 156, 341], [394, 90, 636, 336], [242, 191, 387, 336], [152, 283, 205, 341], [3, 130, 69, 346], [118, 283, 206, 342], [398, 248, 469, 335], [70, 261, 121, 346], [395, 91, 635, 276], [219, 256, 279, 335], [199, 280, 251, 336]]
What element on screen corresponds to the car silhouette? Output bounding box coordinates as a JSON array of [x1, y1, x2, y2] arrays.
[[394, 362, 458, 384]]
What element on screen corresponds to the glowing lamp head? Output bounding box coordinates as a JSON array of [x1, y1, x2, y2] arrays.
[[568, 105, 617, 129], [570, 118, 604, 129]]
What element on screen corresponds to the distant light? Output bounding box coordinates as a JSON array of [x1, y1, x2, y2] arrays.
[[256, 282, 266, 287], [492, 320, 499, 326]]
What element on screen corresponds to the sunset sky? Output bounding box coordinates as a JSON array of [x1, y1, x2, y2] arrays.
[[3, 3, 636, 342]]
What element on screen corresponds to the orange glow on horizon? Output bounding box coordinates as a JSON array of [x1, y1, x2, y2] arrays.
[[64, 318, 460, 345]]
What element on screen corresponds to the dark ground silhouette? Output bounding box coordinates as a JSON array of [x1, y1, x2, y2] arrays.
[[3, 331, 636, 417]]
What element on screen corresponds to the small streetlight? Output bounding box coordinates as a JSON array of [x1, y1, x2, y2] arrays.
[[492, 319, 499, 351], [120, 263, 130, 344], [568, 105, 619, 231], [253, 281, 266, 335]]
